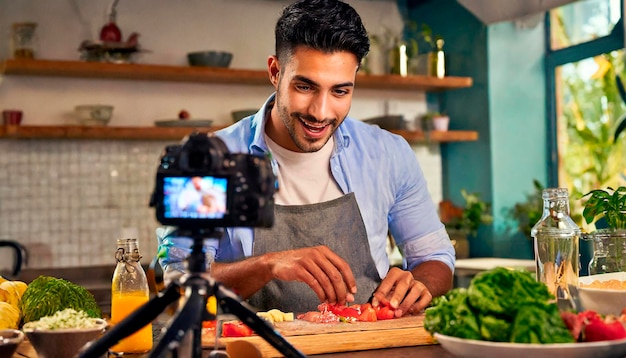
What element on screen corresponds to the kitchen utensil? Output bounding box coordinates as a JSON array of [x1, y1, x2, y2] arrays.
[[206, 315, 432, 357], [187, 51, 233, 67], [0, 240, 26, 277]]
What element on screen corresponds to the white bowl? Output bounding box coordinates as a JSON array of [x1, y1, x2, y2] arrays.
[[74, 105, 114, 126], [578, 272, 626, 316]]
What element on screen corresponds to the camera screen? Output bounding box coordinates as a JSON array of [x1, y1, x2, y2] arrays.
[[162, 176, 228, 219]]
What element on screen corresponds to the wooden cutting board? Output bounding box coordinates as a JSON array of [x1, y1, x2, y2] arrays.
[[204, 314, 434, 357]]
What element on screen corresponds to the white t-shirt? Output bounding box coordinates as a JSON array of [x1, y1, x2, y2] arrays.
[[264, 134, 343, 206]]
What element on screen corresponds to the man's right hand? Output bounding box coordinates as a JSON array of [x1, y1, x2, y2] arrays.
[[265, 245, 357, 306]]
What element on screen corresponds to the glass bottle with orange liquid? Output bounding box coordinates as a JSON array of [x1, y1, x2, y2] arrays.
[[109, 238, 153, 355]]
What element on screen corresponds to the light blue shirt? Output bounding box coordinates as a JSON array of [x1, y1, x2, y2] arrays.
[[158, 94, 455, 279]]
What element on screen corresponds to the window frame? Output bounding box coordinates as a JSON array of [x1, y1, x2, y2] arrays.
[[544, 3, 624, 186]]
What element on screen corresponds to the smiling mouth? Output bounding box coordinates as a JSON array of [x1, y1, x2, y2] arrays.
[[300, 119, 328, 133]]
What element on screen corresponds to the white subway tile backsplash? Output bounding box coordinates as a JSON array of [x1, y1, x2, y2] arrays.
[[0, 138, 443, 270], [0, 139, 166, 269]]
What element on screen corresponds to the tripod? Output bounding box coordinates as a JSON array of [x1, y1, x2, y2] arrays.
[[79, 228, 306, 358]]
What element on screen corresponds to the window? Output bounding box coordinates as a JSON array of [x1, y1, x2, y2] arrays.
[[547, 0, 626, 227]]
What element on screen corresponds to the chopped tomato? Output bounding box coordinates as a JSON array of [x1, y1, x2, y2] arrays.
[[202, 320, 254, 337], [373, 301, 396, 320], [356, 303, 378, 322], [222, 321, 254, 337], [329, 305, 360, 319], [561, 310, 626, 342]]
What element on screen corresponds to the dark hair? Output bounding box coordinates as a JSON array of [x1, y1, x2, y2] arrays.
[[275, 0, 370, 64]]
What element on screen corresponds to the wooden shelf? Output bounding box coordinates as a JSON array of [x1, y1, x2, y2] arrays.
[[0, 59, 473, 92], [0, 125, 225, 141], [0, 125, 478, 143], [390, 129, 479, 143]]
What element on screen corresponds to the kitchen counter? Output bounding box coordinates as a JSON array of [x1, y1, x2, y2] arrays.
[[13, 340, 453, 358], [454, 257, 535, 288]]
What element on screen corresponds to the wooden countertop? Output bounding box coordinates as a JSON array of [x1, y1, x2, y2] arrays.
[[13, 340, 452, 358]]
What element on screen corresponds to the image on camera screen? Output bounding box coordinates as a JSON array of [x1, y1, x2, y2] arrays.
[[162, 176, 228, 219]]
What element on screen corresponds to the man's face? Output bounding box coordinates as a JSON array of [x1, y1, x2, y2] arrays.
[[267, 47, 359, 153]]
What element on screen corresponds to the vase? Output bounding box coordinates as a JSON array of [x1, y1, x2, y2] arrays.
[[583, 228, 626, 275], [448, 229, 470, 259]]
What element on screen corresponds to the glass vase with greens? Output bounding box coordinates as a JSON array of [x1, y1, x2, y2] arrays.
[[581, 186, 626, 275]]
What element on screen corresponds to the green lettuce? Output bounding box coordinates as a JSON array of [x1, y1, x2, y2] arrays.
[[425, 267, 574, 344]]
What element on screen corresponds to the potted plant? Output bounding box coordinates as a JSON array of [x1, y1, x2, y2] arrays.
[[581, 186, 626, 274], [419, 111, 450, 132], [582, 186, 626, 230], [439, 189, 493, 258], [508, 179, 545, 238]]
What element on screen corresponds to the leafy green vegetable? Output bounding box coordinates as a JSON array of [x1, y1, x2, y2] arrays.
[[425, 267, 574, 344], [510, 303, 574, 343], [424, 288, 481, 340], [468, 267, 552, 316], [20, 276, 101, 324], [479, 315, 511, 342]]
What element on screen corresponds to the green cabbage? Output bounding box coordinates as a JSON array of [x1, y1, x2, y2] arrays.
[[20, 276, 102, 324]]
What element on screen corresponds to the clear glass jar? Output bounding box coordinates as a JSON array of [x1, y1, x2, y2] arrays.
[[585, 229, 626, 275], [11, 22, 38, 59], [531, 188, 581, 300], [110, 238, 153, 355]]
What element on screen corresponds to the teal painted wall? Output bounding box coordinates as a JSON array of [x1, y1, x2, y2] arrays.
[[488, 21, 547, 258], [405, 0, 547, 259]]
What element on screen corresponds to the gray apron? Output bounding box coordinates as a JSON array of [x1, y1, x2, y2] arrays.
[[248, 193, 380, 313]]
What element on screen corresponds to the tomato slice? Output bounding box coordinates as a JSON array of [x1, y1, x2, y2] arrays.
[[373, 302, 396, 320], [356, 303, 378, 322], [222, 321, 254, 337]]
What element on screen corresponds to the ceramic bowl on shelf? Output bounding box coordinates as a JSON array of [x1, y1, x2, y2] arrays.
[[0, 329, 24, 358], [231, 109, 257, 123], [187, 51, 233, 67], [74, 105, 114, 126], [578, 272, 626, 316]]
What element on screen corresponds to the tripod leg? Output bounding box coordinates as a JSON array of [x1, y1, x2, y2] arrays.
[[150, 282, 206, 358], [79, 283, 181, 358], [215, 284, 306, 358]]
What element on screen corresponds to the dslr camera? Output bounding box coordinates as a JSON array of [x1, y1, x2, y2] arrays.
[[150, 132, 276, 230]]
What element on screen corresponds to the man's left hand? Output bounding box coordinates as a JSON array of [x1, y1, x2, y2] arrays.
[[370, 267, 432, 317]]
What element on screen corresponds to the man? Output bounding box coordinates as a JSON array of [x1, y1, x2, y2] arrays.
[[159, 0, 455, 317]]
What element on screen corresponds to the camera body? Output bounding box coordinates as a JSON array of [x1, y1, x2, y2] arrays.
[[150, 132, 276, 229]]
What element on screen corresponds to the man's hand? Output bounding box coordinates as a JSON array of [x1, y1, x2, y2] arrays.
[[267, 245, 357, 306], [370, 267, 432, 317], [371, 261, 453, 318]]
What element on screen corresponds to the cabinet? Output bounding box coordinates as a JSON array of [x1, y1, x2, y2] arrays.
[[0, 59, 478, 143]]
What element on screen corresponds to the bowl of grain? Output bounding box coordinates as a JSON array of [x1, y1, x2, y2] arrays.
[[22, 308, 107, 358], [579, 272, 626, 316]]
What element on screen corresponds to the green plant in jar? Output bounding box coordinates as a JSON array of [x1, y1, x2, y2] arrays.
[[582, 186, 626, 230], [581, 186, 626, 274]]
